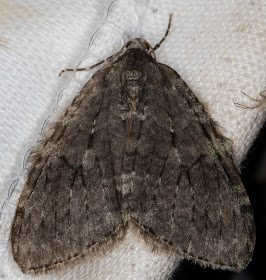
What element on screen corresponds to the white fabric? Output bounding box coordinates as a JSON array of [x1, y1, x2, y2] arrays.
[[0, 0, 265, 279]]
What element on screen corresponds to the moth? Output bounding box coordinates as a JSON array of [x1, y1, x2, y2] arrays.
[[11, 14, 255, 274]]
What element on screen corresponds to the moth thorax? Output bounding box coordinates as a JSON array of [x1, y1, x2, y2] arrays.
[[124, 70, 142, 99]]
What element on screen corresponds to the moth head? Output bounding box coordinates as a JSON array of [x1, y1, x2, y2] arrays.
[[122, 13, 173, 61], [123, 38, 153, 54]]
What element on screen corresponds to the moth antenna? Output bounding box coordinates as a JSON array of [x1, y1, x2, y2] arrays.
[[59, 13, 174, 77], [150, 13, 173, 56], [58, 50, 121, 77]]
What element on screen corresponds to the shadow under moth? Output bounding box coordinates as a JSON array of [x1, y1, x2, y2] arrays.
[[11, 14, 255, 275]]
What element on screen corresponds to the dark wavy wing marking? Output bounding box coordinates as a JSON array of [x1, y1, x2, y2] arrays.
[[11, 64, 125, 273], [124, 61, 255, 271]]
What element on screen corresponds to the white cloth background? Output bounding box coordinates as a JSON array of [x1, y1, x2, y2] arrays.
[[0, 0, 265, 279]]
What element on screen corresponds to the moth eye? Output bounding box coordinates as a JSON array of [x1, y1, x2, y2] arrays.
[[144, 42, 151, 52]]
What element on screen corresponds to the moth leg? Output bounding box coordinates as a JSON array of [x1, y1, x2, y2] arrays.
[[233, 89, 266, 109]]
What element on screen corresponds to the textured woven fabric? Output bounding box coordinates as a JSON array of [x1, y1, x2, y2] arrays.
[[0, 0, 265, 279]]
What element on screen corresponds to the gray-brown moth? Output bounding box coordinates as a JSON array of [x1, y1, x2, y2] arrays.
[[11, 14, 255, 275]]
